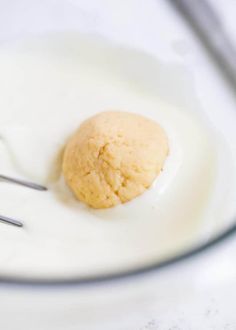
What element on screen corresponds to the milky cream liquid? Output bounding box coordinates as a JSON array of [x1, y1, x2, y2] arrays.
[[0, 34, 233, 279]]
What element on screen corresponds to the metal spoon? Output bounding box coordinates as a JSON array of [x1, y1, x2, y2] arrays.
[[0, 174, 47, 191], [0, 215, 23, 228], [0, 174, 47, 228], [169, 0, 236, 93]]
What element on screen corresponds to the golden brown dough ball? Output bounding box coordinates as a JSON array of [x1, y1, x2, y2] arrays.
[[62, 111, 169, 209]]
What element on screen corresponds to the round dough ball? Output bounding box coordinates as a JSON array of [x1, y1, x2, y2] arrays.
[[62, 111, 169, 209]]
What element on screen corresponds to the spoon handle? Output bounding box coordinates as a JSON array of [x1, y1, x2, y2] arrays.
[[0, 215, 23, 227], [0, 174, 47, 191], [169, 0, 236, 91]]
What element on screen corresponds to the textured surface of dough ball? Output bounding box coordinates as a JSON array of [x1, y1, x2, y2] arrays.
[[62, 111, 169, 209]]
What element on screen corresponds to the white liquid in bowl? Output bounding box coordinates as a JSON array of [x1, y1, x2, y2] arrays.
[[0, 33, 233, 280]]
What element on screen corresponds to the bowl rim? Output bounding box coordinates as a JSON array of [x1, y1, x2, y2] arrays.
[[1, 220, 236, 287]]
